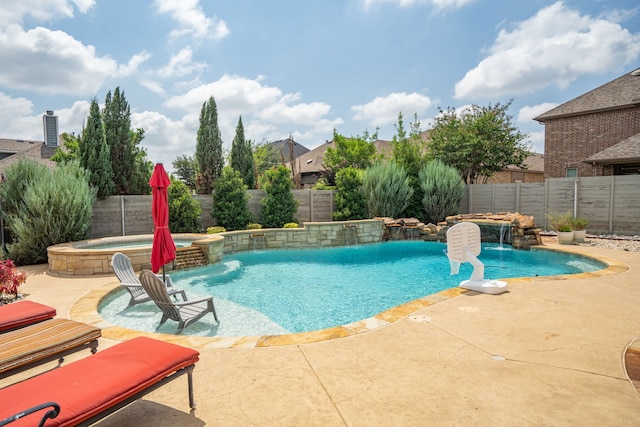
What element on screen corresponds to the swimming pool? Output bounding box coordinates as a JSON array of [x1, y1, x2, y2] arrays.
[[98, 241, 605, 337]]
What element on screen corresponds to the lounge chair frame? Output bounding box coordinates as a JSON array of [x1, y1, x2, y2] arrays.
[[0, 336, 199, 426], [111, 252, 186, 307], [139, 269, 220, 333]]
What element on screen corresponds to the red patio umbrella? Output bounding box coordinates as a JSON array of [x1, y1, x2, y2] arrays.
[[149, 163, 176, 278]]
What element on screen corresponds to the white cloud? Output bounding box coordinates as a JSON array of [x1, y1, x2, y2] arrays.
[[117, 51, 151, 77], [527, 129, 545, 154], [361, 0, 474, 10], [132, 110, 197, 168], [0, 94, 88, 141], [454, 1, 640, 99], [154, 0, 229, 41], [518, 102, 558, 123], [351, 92, 433, 126], [157, 48, 207, 79], [0, 24, 118, 96], [0, 0, 95, 27]]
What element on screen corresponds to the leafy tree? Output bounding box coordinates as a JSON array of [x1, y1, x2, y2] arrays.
[[253, 141, 280, 188], [79, 99, 115, 199], [127, 128, 153, 195], [322, 128, 379, 186], [428, 100, 530, 184], [230, 116, 255, 189], [212, 166, 253, 230], [168, 177, 202, 233], [50, 132, 80, 163], [392, 112, 426, 219], [0, 160, 96, 265], [419, 159, 464, 224], [195, 96, 224, 194], [172, 154, 198, 192], [362, 160, 413, 218], [332, 166, 367, 221], [260, 165, 299, 228]]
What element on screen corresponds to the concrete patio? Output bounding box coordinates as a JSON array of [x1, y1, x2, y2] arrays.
[[1, 242, 639, 426]]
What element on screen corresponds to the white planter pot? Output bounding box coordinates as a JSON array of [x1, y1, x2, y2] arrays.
[[573, 230, 587, 243], [557, 231, 574, 244]]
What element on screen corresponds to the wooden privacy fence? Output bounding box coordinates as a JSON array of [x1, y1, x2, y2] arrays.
[[460, 175, 640, 235], [88, 175, 640, 239]]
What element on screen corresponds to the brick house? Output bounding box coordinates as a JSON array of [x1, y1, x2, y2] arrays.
[[486, 153, 545, 183], [534, 68, 640, 178]]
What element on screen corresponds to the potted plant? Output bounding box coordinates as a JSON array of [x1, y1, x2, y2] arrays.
[[546, 211, 574, 244], [0, 259, 27, 304], [571, 216, 589, 243]]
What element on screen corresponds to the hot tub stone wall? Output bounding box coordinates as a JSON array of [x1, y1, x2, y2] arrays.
[[219, 219, 384, 254]]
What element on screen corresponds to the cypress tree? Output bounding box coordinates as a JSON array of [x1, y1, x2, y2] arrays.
[[230, 116, 255, 189], [79, 99, 114, 199], [103, 87, 136, 194], [260, 165, 299, 228], [195, 96, 224, 194]]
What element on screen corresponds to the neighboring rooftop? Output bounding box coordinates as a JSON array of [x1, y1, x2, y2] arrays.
[[268, 138, 310, 163], [0, 138, 57, 175], [534, 67, 640, 121]]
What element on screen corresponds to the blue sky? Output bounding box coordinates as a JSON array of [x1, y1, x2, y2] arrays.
[[1, 0, 639, 171]]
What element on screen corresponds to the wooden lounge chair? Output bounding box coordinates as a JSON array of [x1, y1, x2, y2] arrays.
[[0, 336, 200, 426], [110, 252, 186, 307], [0, 318, 101, 380], [0, 301, 56, 333], [139, 270, 220, 333]]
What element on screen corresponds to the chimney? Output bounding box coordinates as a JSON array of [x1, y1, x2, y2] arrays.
[[42, 110, 59, 147]]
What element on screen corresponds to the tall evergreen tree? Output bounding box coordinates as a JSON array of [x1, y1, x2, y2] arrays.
[[392, 112, 425, 219], [79, 99, 114, 199], [195, 96, 224, 194], [103, 87, 145, 194], [230, 116, 255, 189]]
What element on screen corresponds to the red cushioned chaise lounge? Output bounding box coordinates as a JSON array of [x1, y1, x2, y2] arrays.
[[0, 301, 56, 333], [0, 336, 200, 426]]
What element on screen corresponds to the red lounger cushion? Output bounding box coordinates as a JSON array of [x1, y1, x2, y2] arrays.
[[0, 301, 56, 332], [0, 336, 200, 427]]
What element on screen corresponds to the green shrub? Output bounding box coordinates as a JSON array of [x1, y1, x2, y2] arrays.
[[212, 166, 253, 230], [246, 223, 262, 230], [260, 166, 299, 228], [362, 160, 413, 218], [168, 178, 202, 233], [206, 226, 226, 234], [333, 166, 367, 221], [0, 160, 96, 265], [283, 222, 299, 228], [312, 178, 335, 190], [419, 160, 464, 224]]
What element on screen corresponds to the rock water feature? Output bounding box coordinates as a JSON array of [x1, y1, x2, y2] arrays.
[[379, 212, 542, 249]]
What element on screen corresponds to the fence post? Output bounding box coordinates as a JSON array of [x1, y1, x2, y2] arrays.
[[608, 176, 615, 233]]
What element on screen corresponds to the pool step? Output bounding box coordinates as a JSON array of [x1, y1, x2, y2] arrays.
[[173, 246, 207, 270]]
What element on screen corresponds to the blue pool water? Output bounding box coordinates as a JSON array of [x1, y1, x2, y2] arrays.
[[99, 241, 604, 337]]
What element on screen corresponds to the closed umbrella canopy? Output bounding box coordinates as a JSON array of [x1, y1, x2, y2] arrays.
[[149, 163, 176, 274]]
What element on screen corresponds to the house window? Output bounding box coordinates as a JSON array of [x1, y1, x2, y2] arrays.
[[566, 168, 578, 177], [511, 171, 524, 183]]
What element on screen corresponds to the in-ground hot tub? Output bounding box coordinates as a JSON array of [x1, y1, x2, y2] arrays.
[[47, 233, 223, 276]]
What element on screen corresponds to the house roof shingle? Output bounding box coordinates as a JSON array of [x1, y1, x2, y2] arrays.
[[0, 138, 57, 175], [584, 132, 640, 164], [534, 68, 640, 121]]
